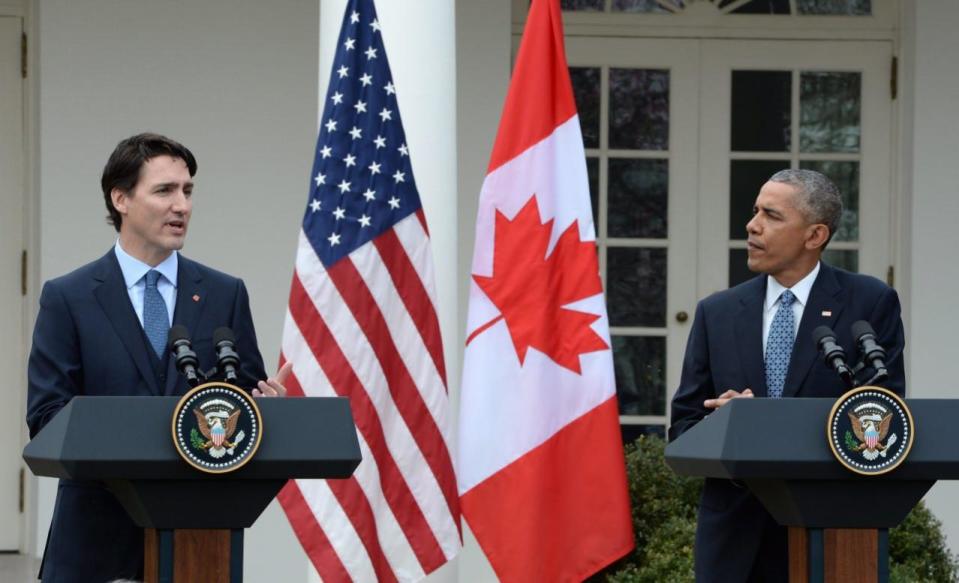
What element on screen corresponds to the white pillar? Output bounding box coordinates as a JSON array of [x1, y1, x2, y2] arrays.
[[314, 0, 460, 580], [904, 0, 959, 554], [454, 0, 511, 581], [320, 0, 457, 398]]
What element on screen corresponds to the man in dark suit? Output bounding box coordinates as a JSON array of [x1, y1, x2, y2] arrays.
[[669, 169, 905, 583], [26, 133, 291, 582]]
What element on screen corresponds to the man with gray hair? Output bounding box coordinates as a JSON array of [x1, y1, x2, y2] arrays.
[[669, 169, 905, 582]]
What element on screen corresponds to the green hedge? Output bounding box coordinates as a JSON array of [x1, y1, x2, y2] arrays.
[[590, 436, 959, 583]]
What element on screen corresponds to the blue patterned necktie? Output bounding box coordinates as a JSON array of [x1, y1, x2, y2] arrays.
[[143, 270, 170, 359], [765, 289, 796, 399]]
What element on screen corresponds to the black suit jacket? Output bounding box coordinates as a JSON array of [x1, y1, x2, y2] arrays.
[[26, 250, 267, 583], [669, 263, 905, 583]]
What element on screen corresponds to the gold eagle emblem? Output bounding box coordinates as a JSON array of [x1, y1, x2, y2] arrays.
[[848, 410, 894, 457], [194, 408, 242, 450]]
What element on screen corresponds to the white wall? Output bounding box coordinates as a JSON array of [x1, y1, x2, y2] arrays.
[[34, 0, 319, 579], [315, 1, 462, 582], [453, 0, 511, 580], [905, 0, 959, 552]]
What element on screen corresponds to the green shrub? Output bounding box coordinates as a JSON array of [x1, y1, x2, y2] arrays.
[[592, 435, 959, 583], [889, 502, 959, 583]]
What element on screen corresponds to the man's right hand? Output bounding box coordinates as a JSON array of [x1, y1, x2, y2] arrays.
[[704, 388, 754, 410]]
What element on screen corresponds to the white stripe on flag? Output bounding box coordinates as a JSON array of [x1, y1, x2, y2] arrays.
[[351, 239, 452, 450], [283, 311, 425, 580], [393, 215, 440, 309], [297, 478, 375, 583], [350, 241, 460, 557], [294, 232, 457, 554]]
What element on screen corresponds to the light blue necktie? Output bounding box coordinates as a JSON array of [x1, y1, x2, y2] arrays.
[[143, 270, 170, 359], [765, 290, 796, 399]]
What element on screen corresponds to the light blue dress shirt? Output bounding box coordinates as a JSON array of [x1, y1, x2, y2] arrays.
[[114, 242, 178, 327]]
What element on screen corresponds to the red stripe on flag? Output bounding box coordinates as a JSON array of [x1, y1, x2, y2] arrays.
[[288, 273, 448, 572], [277, 353, 303, 397], [325, 258, 461, 523], [372, 229, 448, 386], [486, 0, 576, 174], [461, 397, 634, 583], [327, 478, 400, 583], [277, 482, 352, 583], [415, 208, 430, 237], [281, 369, 398, 582]]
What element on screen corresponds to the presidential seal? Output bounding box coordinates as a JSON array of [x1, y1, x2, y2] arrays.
[[827, 386, 914, 476], [172, 382, 263, 474]]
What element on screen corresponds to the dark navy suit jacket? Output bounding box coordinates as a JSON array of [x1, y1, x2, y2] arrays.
[[669, 263, 905, 583], [26, 250, 267, 583]]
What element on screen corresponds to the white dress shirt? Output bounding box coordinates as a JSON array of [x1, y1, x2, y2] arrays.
[[761, 261, 820, 354]]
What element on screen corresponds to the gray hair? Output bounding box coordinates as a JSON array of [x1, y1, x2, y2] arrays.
[[768, 169, 843, 243]]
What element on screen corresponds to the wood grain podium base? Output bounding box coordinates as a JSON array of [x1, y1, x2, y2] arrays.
[[144, 528, 243, 583], [789, 527, 888, 583]]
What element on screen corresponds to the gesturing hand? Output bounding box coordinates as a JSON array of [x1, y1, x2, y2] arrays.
[[252, 361, 293, 397], [704, 388, 753, 410]]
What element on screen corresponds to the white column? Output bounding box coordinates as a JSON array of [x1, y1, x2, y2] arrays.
[[454, 0, 511, 581], [314, 0, 460, 580], [321, 0, 457, 396], [904, 0, 959, 553]]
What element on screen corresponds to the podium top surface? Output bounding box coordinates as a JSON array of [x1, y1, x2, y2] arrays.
[[23, 396, 361, 481], [665, 398, 959, 481]]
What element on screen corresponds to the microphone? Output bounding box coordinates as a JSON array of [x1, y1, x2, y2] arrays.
[[168, 325, 200, 387], [852, 320, 888, 383], [213, 327, 241, 383], [812, 325, 854, 387]]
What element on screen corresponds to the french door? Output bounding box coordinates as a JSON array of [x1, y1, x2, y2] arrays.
[[565, 36, 894, 437], [0, 15, 25, 550]]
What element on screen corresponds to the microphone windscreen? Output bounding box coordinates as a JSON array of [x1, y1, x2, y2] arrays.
[[812, 325, 836, 346], [213, 326, 236, 345], [168, 324, 190, 349], [851, 320, 876, 340]]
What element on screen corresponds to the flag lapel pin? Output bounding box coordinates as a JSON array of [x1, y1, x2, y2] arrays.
[[822, 310, 832, 317], [192, 294, 200, 302]]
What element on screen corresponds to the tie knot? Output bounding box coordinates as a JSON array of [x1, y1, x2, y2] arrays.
[[780, 289, 796, 308], [145, 270, 161, 289]]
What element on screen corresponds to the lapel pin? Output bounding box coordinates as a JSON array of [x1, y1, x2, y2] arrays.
[[192, 294, 201, 302], [821, 310, 832, 317]]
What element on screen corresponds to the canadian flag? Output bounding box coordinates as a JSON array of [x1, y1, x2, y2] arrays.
[[458, 0, 635, 581]]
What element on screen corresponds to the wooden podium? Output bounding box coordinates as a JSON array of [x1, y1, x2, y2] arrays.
[[665, 398, 957, 583], [23, 395, 361, 583]]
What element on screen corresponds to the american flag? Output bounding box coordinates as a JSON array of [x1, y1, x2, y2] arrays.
[[277, 0, 461, 580]]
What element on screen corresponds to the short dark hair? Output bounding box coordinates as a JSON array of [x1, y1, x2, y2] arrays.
[[101, 133, 197, 231], [768, 168, 843, 245]]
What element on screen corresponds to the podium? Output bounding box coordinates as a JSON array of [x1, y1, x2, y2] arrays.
[[665, 398, 958, 583], [23, 396, 361, 583]]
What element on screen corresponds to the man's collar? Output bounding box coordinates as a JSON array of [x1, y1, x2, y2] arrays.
[[114, 241, 179, 289], [765, 261, 820, 310]]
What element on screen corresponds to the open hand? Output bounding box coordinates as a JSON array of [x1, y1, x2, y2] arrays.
[[253, 361, 293, 397], [704, 388, 753, 410]]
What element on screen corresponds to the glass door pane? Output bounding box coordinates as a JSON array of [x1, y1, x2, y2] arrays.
[[698, 39, 892, 298], [566, 37, 700, 436]]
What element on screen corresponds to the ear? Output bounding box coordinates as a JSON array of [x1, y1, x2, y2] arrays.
[[805, 224, 830, 251], [111, 188, 129, 216]]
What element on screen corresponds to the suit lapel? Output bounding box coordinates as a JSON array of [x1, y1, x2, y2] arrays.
[[92, 251, 160, 395], [735, 277, 769, 397], [782, 264, 844, 398], [165, 256, 207, 394]]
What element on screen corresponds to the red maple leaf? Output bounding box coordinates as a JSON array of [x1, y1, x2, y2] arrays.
[[471, 195, 609, 374]]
